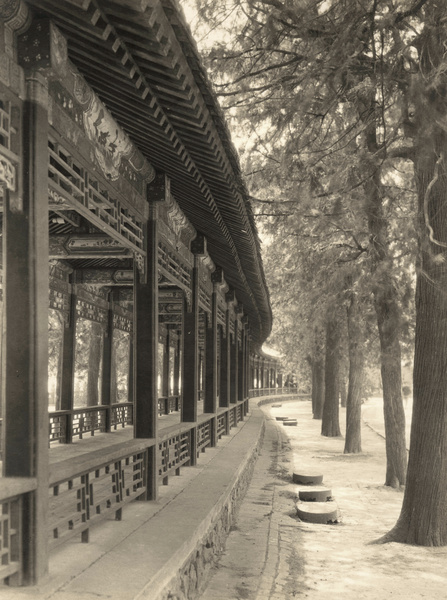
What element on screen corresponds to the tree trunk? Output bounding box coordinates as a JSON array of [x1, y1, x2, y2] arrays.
[[321, 315, 341, 436], [339, 374, 347, 408], [344, 291, 364, 454], [87, 321, 103, 406], [313, 358, 325, 419], [384, 10, 447, 544], [374, 287, 407, 486], [358, 90, 407, 487]]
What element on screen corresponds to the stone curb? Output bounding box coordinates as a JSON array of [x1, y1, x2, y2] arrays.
[[142, 403, 267, 600]]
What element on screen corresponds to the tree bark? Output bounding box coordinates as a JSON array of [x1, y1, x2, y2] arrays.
[[384, 9, 447, 544], [344, 291, 364, 454], [311, 340, 325, 420], [87, 321, 103, 406], [339, 373, 347, 408], [321, 315, 341, 436], [358, 90, 407, 487]]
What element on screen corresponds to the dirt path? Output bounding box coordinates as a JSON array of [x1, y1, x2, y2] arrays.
[[200, 399, 447, 600]]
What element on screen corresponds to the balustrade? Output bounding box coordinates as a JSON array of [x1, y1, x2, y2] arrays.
[[111, 403, 133, 429], [0, 400, 250, 585], [158, 431, 191, 484], [49, 451, 147, 550], [197, 421, 212, 454], [216, 413, 227, 439], [157, 396, 180, 417], [0, 479, 38, 585]]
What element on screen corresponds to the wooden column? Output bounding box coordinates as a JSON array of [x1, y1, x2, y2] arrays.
[[3, 70, 49, 584], [162, 328, 170, 412], [173, 333, 180, 401], [60, 275, 77, 442], [230, 316, 238, 405], [134, 172, 167, 500], [244, 326, 250, 414], [219, 304, 231, 409], [205, 271, 220, 414], [237, 310, 245, 404], [127, 332, 134, 403], [101, 291, 115, 432], [163, 329, 169, 398], [182, 236, 205, 424]]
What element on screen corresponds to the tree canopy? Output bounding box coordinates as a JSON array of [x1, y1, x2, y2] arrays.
[[189, 0, 447, 545]]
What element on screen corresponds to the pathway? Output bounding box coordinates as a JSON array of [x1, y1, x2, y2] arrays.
[[199, 399, 447, 600]]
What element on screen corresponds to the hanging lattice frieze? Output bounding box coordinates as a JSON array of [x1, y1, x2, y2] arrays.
[[199, 283, 211, 312], [217, 302, 226, 326], [0, 97, 19, 155], [158, 242, 191, 289], [113, 313, 132, 333], [76, 300, 108, 324], [76, 286, 108, 325], [0, 153, 15, 194], [48, 137, 144, 253]]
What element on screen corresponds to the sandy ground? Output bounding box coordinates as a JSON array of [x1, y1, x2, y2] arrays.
[[282, 399, 447, 599], [201, 398, 447, 600]]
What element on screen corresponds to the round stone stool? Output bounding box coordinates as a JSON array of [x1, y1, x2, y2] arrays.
[[298, 486, 332, 502], [292, 472, 323, 485], [295, 502, 339, 524]]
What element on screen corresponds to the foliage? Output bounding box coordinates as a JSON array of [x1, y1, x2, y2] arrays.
[[190, 0, 417, 374], [189, 0, 447, 540]]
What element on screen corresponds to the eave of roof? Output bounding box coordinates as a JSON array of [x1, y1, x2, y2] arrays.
[[25, 0, 272, 345]]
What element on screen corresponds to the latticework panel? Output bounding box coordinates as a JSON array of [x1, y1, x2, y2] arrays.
[[49, 452, 146, 550], [0, 497, 20, 583], [217, 414, 227, 439], [111, 403, 133, 429], [49, 474, 89, 549], [48, 138, 144, 252], [158, 431, 191, 479], [229, 408, 236, 429], [49, 413, 69, 443], [72, 408, 107, 439], [197, 421, 211, 453]]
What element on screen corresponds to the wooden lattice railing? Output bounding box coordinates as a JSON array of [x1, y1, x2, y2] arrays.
[[0, 479, 38, 586], [49, 450, 147, 550], [158, 431, 191, 484], [249, 387, 300, 398], [0, 398, 251, 585]]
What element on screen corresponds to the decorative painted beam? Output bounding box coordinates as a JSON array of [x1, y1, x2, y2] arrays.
[[49, 234, 133, 259]]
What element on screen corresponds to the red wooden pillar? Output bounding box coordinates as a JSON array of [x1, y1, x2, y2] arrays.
[[244, 324, 250, 414], [127, 331, 134, 403], [219, 302, 231, 409], [2, 70, 49, 584], [182, 238, 202, 423], [60, 274, 77, 442], [229, 293, 238, 405], [205, 270, 220, 445], [237, 310, 245, 405], [173, 333, 180, 405], [162, 328, 170, 412], [134, 172, 167, 500], [102, 291, 115, 432], [182, 235, 206, 464], [204, 310, 217, 414]]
